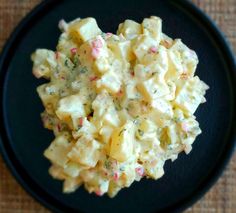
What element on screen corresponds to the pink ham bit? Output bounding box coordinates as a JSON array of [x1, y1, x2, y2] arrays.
[[89, 76, 98, 81], [116, 90, 123, 97], [70, 48, 77, 55], [95, 190, 103, 196], [149, 46, 158, 53], [113, 172, 119, 181], [135, 167, 144, 176], [61, 76, 66, 80], [181, 122, 189, 132], [92, 38, 103, 49], [106, 32, 112, 38], [79, 117, 83, 126], [57, 124, 61, 132], [55, 51, 59, 60], [91, 47, 100, 59]]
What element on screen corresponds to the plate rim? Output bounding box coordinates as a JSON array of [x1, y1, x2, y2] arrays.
[[0, 0, 236, 212]]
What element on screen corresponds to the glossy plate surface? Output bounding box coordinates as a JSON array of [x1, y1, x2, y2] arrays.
[[0, 0, 235, 212]]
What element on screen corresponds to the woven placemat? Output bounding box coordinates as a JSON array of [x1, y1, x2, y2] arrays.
[[0, 0, 235, 212]]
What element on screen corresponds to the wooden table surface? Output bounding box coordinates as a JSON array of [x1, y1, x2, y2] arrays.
[[0, 0, 235, 212]]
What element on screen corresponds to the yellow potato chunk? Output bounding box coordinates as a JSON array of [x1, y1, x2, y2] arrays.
[[135, 119, 157, 141], [107, 39, 135, 61], [56, 94, 86, 128], [174, 76, 209, 114], [44, 134, 72, 167], [68, 17, 101, 43], [31, 49, 56, 79], [142, 16, 162, 43], [117, 19, 142, 39], [67, 136, 100, 167], [96, 71, 121, 94], [137, 76, 169, 101], [132, 35, 157, 61], [110, 121, 135, 162]]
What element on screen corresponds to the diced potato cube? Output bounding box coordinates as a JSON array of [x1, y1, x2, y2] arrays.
[[56, 94, 86, 128], [103, 106, 120, 127], [92, 91, 120, 128], [108, 181, 121, 198], [137, 76, 169, 101], [132, 35, 157, 61], [64, 162, 85, 177], [93, 57, 110, 73], [72, 118, 97, 139], [107, 39, 135, 61], [117, 20, 142, 39], [63, 177, 82, 193], [174, 76, 209, 114], [44, 134, 72, 167], [166, 124, 179, 145], [56, 32, 78, 57], [140, 46, 168, 78], [68, 136, 100, 167], [142, 16, 162, 44], [170, 39, 198, 76], [37, 84, 59, 114], [144, 159, 164, 179], [165, 49, 184, 81], [68, 17, 101, 43], [49, 165, 67, 180], [151, 98, 173, 119], [125, 80, 138, 99], [31, 49, 56, 79], [99, 126, 114, 144], [96, 71, 121, 93], [165, 81, 176, 101], [135, 119, 157, 141], [110, 121, 135, 162], [78, 35, 109, 70], [160, 33, 173, 48]]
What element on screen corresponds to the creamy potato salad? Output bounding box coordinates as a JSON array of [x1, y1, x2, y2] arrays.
[[32, 16, 209, 197]]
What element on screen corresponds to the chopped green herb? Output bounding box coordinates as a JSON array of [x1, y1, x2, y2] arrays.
[[80, 66, 88, 74], [64, 59, 70, 68], [137, 129, 144, 136], [118, 129, 126, 136]]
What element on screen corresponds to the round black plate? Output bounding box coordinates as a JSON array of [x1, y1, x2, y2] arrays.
[[0, 0, 235, 212]]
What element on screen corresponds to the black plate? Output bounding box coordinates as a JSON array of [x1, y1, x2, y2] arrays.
[[0, 0, 236, 212]]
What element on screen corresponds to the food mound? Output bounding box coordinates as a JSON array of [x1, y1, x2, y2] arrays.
[[31, 16, 209, 197]]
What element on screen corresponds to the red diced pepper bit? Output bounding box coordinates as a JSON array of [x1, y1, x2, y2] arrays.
[[135, 167, 144, 176], [117, 89, 123, 97], [79, 117, 83, 126], [92, 38, 103, 49], [95, 190, 103, 196], [131, 71, 135, 77], [113, 172, 119, 181], [70, 48, 77, 55], [149, 46, 158, 53], [87, 115, 92, 121], [57, 124, 61, 132], [89, 76, 98, 81], [91, 47, 100, 59], [55, 51, 59, 60], [106, 32, 112, 38]]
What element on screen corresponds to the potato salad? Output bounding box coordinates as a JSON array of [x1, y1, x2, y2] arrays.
[[32, 16, 209, 197]]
